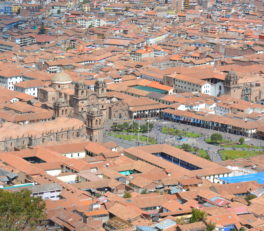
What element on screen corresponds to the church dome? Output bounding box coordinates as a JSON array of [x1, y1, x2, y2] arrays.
[[51, 71, 72, 84]]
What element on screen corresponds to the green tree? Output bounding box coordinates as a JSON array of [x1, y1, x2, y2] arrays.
[[0, 189, 46, 231], [239, 227, 246, 231], [130, 122, 139, 132], [190, 208, 206, 223], [206, 222, 216, 231], [38, 23, 46, 34], [181, 144, 192, 152], [116, 124, 124, 131], [140, 123, 148, 133], [239, 137, 245, 145], [16, 8, 21, 15], [245, 194, 257, 205], [122, 122, 129, 131], [148, 123, 154, 131], [123, 191, 131, 198], [111, 123, 118, 131], [210, 133, 223, 143]]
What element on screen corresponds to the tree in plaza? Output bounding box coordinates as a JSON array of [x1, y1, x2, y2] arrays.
[[111, 123, 118, 131], [190, 208, 207, 223], [239, 137, 245, 145], [0, 189, 46, 231], [122, 122, 130, 131], [181, 143, 192, 152], [130, 121, 139, 132], [210, 133, 223, 143], [140, 123, 148, 133], [148, 122, 154, 131]]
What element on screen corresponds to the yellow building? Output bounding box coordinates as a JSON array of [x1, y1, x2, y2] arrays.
[[184, 0, 189, 9], [12, 5, 21, 14], [82, 3, 90, 12]]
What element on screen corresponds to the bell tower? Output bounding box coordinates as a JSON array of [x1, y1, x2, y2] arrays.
[[54, 98, 72, 118], [224, 71, 238, 95], [94, 80, 106, 96], [86, 106, 104, 142], [73, 82, 88, 115], [94, 80, 107, 120]]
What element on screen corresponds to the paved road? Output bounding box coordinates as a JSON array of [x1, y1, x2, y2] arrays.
[[149, 123, 222, 162]]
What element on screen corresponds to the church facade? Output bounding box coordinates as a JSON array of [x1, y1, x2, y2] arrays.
[[223, 71, 264, 102], [38, 72, 129, 142]]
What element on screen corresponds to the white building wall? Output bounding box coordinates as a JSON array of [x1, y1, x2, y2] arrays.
[[8, 76, 23, 90], [57, 174, 77, 183], [33, 190, 61, 200], [209, 82, 224, 97], [226, 166, 257, 176], [15, 86, 39, 97], [24, 87, 38, 97], [48, 66, 61, 73], [64, 151, 86, 159], [46, 169, 62, 176], [201, 83, 211, 95]]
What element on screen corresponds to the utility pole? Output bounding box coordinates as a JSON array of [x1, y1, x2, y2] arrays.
[[147, 118, 149, 144], [137, 119, 140, 146]]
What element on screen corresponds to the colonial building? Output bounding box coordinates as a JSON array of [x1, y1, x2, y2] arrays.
[[38, 71, 129, 142], [223, 71, 264, 102], [0, 117, 86, 152]]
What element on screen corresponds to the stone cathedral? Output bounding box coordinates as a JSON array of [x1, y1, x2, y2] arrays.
[[38, 71, 109, 143]]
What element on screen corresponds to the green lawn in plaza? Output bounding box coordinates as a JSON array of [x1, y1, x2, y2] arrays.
[[162, 127, 201, 138], [221, 144, 263, 149], [205, 138, 232, 145], [197, 149, 210, 160], [219, 149, 264, 160], [108, 132, 157, 144]]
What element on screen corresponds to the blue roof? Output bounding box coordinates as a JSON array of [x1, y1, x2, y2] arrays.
[[224, 225, 237, 231], [136, 226, 157, 231], [2, 183, 34, 190], [170, 186, 182, 194], [154, 219, 176, 230], [220, 172, 264, 184]]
